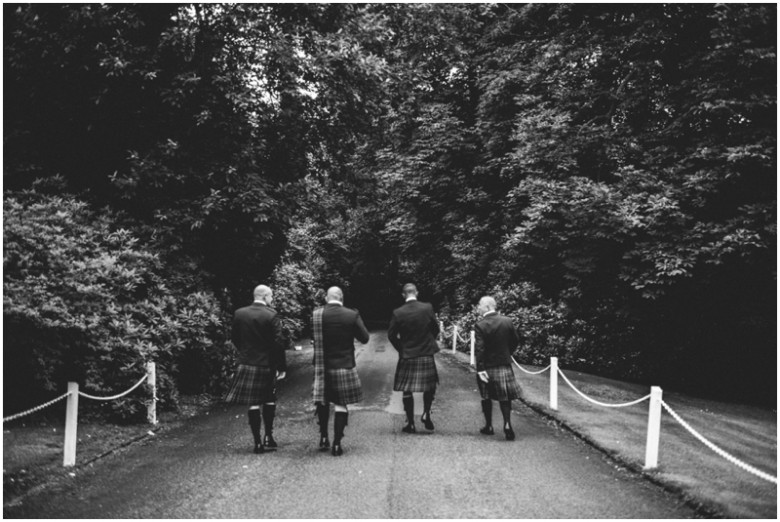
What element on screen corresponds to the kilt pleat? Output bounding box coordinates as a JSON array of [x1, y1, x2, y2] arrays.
[[477, 365, 522, 401], [224, 365, 276, 405], [393, 355, 438, 393], [325, 368, 363, 405]]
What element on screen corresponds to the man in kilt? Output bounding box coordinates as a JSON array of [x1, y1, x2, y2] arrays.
[[312, 287, 370, 456], [225, 285, 287, 454], [387, 283, 440, 433], [474, 296, 523, 440]]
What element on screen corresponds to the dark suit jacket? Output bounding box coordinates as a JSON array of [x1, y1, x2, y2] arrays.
[[322, 302, 370, 369], [387, 299, 440, 359], [232, 302, 287, 371], [474, 312, 518, 371]]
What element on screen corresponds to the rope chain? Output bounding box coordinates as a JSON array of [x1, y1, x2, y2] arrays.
[[557, 368, 651, 408], [511, 356, 551, 375], [3, 392, 73, 423], [448, 326, 469, 344], [443, 322, 775, 484], [661, 400, 777, 484], [78, 373, 148, 401]]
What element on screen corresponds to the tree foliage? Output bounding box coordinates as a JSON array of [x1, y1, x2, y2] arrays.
[[3, 187, 231, 419], [353, 3, 776, 402], [4, 3, 775, 407]]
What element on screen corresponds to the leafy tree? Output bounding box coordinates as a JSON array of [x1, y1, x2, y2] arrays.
[[3, 187, 231, 419], [350, 4, 775, 402], [4, 3, 775, 406], [4, 4, 391, 305]]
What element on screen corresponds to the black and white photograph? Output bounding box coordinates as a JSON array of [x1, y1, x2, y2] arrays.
[[3, 2, 776, 519]]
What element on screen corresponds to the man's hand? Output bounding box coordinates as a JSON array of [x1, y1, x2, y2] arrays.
[[276, 371, 286, 380], [478, 371, 489, 383]]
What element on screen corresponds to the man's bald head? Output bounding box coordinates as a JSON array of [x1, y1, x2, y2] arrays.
[[478, 296, 496, 314], [254, 285, 273, 304], [326, 286, 343, 303]]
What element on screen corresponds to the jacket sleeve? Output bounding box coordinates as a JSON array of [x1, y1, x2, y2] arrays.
[[474, 322, 486, 372], [428, 306, 440, 338], [353, 312, 370, 344], [271, 314, 288, 372], [514, 319, 524, 351], [511, 322, 520, 354], [231, 313, 241, 349], [387, 313, 401, 352]]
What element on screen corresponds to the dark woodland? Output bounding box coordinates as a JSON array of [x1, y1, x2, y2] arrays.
[[4, 3, 776, 417]]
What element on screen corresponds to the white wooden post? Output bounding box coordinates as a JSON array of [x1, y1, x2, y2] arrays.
[[439, 321, 444, 341], [644, 386, 663, 469], [63, 382, 79, 467], [146, 361, 158, 425], [452, 325, 458, 353], [469, 330, 476, 366], [550, 357, 559, 411]]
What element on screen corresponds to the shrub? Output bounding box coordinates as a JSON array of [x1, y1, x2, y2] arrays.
[[3, 190, 229, 420], [447, 282, 592, 369], [267, 260, 319, 341], [266, 218, 335, 340]]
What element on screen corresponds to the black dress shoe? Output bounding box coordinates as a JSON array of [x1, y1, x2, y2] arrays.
[[264, 434, 277, 449], [402, 423, 416, 433], [480, 426, 494, 435], [504, 426, 515, 441], [319, 436, 330, 451], [254, 443, 265, 454], [421, 413, 434, 431], [331, 444, 343, 456]]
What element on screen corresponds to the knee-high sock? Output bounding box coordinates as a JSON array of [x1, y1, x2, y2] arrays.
[[402, 394, 414, 426], [481, 399, 493, 427], [499, 400, 512, 428], [317, 403, 329, 437], [423, 390, 435, 416], [334, 411, 348, 445], [262, 404, 276, 436], [248, 409, 262, 445]]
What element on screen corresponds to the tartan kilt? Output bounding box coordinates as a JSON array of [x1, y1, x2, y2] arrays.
[[394, 355, 439, 393], [325, 368, 363, 405], [224, 365, 276, 405], [477, 365, 522, 401]]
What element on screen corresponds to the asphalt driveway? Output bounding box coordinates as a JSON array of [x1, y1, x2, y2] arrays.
[[4, 332, 699, 518]]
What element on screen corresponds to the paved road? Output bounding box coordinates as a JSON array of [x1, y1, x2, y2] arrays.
[[5, 332, 698, 518]]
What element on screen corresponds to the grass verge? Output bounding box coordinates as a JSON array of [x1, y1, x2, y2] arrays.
[[443, 348, 776, 519], [3, 394, 217, 507]]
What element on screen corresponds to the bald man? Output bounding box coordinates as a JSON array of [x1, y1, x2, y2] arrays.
[[225, 285, 288, 454], [474, 296, 522, 440], [312, 286, 370, 456], [387, 283, 440, 433]]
